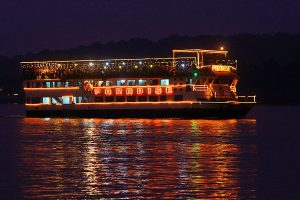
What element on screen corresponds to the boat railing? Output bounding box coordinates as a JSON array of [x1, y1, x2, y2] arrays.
[[193, 85, 208, 91], [214, 60, 237, 68], [197, 60, 237, 69], [216, 96, 236, 102], [238, 95, 256, 102], [21, 57, 197, 80]]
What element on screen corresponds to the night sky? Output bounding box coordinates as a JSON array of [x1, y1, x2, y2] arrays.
[[0, 0, 299, 56]]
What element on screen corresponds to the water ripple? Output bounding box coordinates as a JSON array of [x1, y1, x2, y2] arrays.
[[17, 118, 257, 199]]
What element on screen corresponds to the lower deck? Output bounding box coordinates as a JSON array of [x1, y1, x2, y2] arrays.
[[26, 101, 255, 119]]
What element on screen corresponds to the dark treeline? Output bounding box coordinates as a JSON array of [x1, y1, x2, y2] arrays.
[[1, 33, 300, 104]]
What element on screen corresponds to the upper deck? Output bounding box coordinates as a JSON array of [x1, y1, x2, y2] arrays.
[[20, 49, 237, 80]]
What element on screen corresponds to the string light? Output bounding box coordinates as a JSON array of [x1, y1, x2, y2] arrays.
[[20, 55, 236, 80]]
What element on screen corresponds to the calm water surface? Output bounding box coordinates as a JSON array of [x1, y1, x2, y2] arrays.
[[1, 105, 300, 199]]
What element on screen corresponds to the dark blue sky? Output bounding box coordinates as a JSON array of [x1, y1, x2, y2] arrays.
[[0, 0, 299, 56]]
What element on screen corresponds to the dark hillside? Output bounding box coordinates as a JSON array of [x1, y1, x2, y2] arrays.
[[1, 33, 299, 104]]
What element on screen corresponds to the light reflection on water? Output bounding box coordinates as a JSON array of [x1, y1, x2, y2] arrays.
[[18, 118, 257, 199]]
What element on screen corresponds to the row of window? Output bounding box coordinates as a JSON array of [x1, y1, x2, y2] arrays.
[[25, 78, 194, 88], [27, 95, 184, 104], [25, 79, 173, 88]]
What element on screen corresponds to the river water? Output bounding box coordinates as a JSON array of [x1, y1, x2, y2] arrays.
[[0, 105, 300, 199]]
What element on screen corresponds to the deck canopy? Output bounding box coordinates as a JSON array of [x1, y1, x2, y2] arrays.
[[21, 57, 197, 80], [21, 49, 237, 80], [172, 49, 229, 69]]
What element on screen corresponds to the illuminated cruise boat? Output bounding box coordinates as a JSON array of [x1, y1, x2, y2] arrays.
[[21, 49, 256, 118]]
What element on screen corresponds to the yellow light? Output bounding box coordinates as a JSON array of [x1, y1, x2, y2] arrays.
[[25, 101, 196, 106], [212, 65, 231, 72], [220, 46, 224, 50], [24, 87, 79, 90], [24, 85, 185, 91]]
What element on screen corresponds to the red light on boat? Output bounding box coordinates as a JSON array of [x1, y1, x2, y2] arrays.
[[94, 88, 101, 95], [126, 88, 134, 96], [105, 88, 112, 96], [166, 87, 173, 95], [137, 88, 144, 95], [155, 87, 162, 95], [116, 88, 123, 96]]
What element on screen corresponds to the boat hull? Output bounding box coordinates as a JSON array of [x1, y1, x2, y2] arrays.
[[25, 102, 255, 119]]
